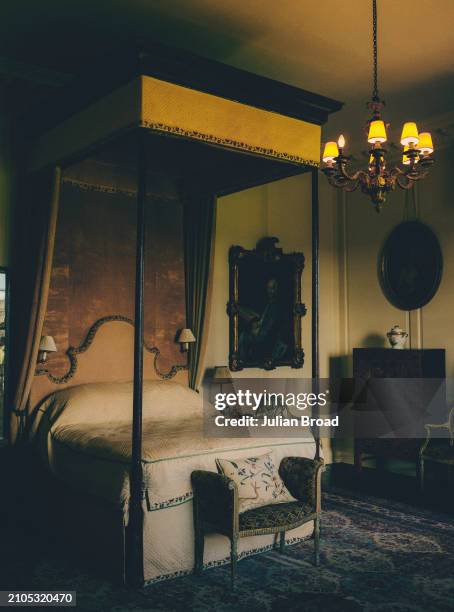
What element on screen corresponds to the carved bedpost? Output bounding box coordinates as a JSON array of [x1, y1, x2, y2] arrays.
[[312, 168, 321, 461], [126, 130, 146, 588]]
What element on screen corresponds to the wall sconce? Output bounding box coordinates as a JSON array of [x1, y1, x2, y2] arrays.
[[177, 328, 196, 352], [38, 335, 57, 363]]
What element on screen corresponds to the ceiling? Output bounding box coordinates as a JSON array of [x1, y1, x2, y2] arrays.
[[2, 0, 454, 154]]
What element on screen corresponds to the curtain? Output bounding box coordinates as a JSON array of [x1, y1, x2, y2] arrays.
[[9, 167, 61, 443], [184, 193, 216, 390]]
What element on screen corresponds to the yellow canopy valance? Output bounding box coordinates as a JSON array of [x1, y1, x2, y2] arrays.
[[30, 75, 321, 172], [140, 76, 320, 167]]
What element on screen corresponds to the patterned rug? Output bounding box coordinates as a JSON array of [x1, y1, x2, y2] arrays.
[[21, 491, 454, 611]]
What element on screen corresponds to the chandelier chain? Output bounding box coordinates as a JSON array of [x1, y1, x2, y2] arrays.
[[372, 0, 379, 101]]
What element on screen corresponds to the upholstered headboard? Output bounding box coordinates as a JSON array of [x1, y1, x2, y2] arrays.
[[31, 316, 188, 408]]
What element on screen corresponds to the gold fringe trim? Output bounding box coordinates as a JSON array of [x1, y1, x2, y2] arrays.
[[139, 121, 319, 168], [61, 177, 179, 201], [62, 178, 136, 198]]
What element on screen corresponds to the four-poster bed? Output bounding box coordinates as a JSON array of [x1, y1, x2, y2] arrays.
[[10, 44, 342, 586]]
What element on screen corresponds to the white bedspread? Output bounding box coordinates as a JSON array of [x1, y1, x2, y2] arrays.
[[35, 381, 317, 583]]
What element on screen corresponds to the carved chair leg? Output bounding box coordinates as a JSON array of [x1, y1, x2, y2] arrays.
[[314, 515, 320, 567], [418, 457, 425, 494], [230, 537, 238, 590], [194, 524, 205, 575], [194, 507, 205, 576], [279, 531, 286, 554], [354, 445, 363, 474], [376, 455, 386, 473]]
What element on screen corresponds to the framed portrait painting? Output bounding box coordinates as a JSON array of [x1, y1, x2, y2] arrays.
[[378, 220, 443, 311], [227, 237, 306, 371]]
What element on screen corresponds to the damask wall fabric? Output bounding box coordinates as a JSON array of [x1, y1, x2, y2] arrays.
[[41, 159, 186, 385], [216, 451, 296, 513]]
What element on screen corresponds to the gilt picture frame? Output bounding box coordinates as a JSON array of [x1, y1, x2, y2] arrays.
[[227, 237, 306, 371]]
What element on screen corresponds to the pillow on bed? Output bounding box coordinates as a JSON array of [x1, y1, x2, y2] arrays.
[[34, 379, 202, 435], [216, 451, 296, 513]]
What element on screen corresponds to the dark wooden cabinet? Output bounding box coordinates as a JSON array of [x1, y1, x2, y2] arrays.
[[353, 348, 445, 474], [353, 348, 445, 380]]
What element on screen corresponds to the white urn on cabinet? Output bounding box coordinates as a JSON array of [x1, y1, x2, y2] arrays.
[[386, 325, 408, 349]]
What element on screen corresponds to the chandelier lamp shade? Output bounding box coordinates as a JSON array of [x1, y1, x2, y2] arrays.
[[321, 0, 435, 212]]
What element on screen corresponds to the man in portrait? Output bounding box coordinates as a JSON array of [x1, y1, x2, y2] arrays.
[[238, 278, 288, 364]]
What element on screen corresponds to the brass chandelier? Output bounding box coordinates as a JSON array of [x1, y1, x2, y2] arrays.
[[321, 0, 435, 212]]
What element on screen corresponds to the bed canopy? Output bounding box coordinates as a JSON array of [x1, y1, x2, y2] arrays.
[[10, 42, 342, 586]]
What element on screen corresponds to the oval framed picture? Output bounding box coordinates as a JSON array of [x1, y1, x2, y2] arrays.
[[378, 220, 443, 311]]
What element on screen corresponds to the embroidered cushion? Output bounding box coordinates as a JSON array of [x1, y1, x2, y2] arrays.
[[216, 451, 296, 513]]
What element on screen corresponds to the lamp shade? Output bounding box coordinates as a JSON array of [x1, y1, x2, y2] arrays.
[[39, 335, 57, 353], [400, 122, 419, 146], [322, 141, 339, 163], [177, 328, 196, 344], [417, 132, 434, 155], [213, 366, 232, 383], [367, 120, 387, 144]]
